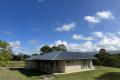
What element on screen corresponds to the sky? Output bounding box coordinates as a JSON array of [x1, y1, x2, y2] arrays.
[[1, 0, 120, 54]]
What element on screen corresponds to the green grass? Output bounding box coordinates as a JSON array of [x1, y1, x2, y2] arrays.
[[0, 61, 48, 80], [55, 66, 120, 80], [0, 67, 48, 80], [0, 66, 119, 80]]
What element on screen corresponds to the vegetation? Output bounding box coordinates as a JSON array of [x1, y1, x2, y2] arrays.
[[0, 66, 119, 80], [0, 40, 12, 66], [40, 45, 52, 54], [40, 44, 67, 54], [0, 67, 47, 80], [0, 40, 30, 66], [0, 40, 119, 80], [52, 44, 67, 52], [7, 61, 25, 67], [11, 53, 30, 61], [56, 66, 120, 80], [94, 49, 120, 68]]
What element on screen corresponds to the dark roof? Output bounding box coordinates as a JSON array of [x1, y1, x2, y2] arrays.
[[27, 51, 97, 61]]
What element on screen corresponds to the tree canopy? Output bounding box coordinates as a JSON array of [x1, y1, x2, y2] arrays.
[[40, 45, 52, 54], [0, 40, 12, 66], [0, 40, 9, 49], [40, 44, 67, 54]]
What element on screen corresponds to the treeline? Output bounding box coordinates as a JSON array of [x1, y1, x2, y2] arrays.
[[94, 49, 120, 68], [11, 53, 30, 61]]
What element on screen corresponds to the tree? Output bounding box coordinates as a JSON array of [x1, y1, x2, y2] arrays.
[[11, 52, 30, 61], [51, 46, 59, 51], [99, 49, 108, 54], [0, 40, 9, 50], [40, 45, 52, 54], [57, 44, 67, 51], [0, 40, 12, 66], [40, 44, 67, 55], [94, 49, 120, 68]]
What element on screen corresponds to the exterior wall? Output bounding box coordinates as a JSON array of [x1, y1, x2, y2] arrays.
[[36, 60, 65, 73], [26, 59, 94, 73], [25, 60, 37, 69], [57, 61, 65, 73], [64, 60, 94, 73]]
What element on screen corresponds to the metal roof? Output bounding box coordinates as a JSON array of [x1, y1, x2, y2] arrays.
[[27, 51, 97, 61]]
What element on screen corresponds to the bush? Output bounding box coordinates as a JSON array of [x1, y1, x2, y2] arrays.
[[0, 51, 11, 66], [94, 52, 120, 68]]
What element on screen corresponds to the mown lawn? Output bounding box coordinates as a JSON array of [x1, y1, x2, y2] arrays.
[[55, 66, 120, 80], [0, 67, 48, 80], [0, 61, 49, 80], [0, 66, 119, 80]]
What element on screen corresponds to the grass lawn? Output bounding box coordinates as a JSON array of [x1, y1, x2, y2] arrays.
[[0, 61, 49, 80], [55, 66, 120, 80], [0, 66, 119, 80], [0, 67, 48, 80]]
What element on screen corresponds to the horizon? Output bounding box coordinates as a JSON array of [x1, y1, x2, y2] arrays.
[[1, 0, 120, 54]]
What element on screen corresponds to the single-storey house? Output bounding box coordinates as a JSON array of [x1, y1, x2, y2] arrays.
[[26, 51, 97, 73]]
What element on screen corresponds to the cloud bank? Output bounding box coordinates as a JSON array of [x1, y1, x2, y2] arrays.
[[84, 11, 114, 25], [52, 31, 120, 52]]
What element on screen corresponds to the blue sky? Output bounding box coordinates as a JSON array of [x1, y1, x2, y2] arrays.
[[1, 0, 120, 54]]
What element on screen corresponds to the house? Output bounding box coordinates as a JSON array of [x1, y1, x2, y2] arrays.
[[26, 51, 97, 73]]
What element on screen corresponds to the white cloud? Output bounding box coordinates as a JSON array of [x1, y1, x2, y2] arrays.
[[96, 11, 114, 20], [12, 47, 36, 55], [29, 40, 39, 45], [68, 41, 96, 52], [51, 31, 120, 52], [9, 41, 22, 54], [55, 22, 76, 32], [9, 41, 21, 48], [55, 40, 67, 46], [9, 41, 40, 55], [84, 11, 114, 25], [94, 31, 120, 51], [51, 40, 96, 52], [92, 32, 120, 51], [84, 16, 100, 24], [72, 34, 94, 40], [93, 31, 104, 38]]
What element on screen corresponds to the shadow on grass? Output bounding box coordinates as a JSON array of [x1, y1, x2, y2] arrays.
[[96, 72, 120, 80], [9, 68, 49, 77]]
